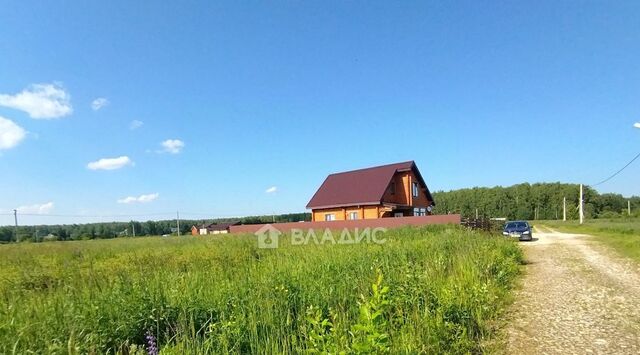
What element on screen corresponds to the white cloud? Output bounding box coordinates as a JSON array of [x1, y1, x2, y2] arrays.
[[265, 186, 277, 194], [129, 120, 143, 130], [0, 116, 27, 150], [117, 193, 159, 204], [0, 83, 72, 119], [160, 139, 185, 154], [91, 97, 109, 111], [634, 122, 640, 129], [87, 156, 134, 170], [17, 202, 54, 214]]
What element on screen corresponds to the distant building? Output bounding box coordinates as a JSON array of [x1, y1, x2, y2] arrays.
[[306, 161, 435, 221], [42, 233, 58, 242], [191, 222, 240, 235]]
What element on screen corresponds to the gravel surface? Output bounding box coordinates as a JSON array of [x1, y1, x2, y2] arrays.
[[505, 227, 640, 354]]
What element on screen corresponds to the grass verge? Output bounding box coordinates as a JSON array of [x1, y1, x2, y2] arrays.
[[542, 218, 640, 262]]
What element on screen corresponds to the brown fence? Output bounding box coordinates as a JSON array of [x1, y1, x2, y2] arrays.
[[460, 218, 502, 232], [229, 214, 461, 234]]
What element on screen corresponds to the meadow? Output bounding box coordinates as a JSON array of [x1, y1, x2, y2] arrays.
[[542, 218, 640, 262], [0, 225, 523, 354]]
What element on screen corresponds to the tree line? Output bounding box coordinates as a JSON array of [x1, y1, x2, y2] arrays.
[[0, 213, 311, 243], [432, 182, 640, 220]]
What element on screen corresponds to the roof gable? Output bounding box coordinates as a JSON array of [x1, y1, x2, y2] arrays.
[[306, 161, 433, 209], [208, 222, 240, 231]]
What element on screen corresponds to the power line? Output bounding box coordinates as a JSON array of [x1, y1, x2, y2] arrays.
[[592, 150, 640, 187], [15, 212, 175, 218], [4, 211, 300, 219], [8, 211, 255, 218], [2, 210, 305, 227], [179, 212, 248, 217]]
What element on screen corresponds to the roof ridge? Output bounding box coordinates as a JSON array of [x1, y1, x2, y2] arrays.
[[327, 160, 414, 176]]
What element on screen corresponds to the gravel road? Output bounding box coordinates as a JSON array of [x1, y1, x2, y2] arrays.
[[505, 227, 640, 354]]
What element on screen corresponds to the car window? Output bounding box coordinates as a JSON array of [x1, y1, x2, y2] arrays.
[[505, 222, 528, 229]]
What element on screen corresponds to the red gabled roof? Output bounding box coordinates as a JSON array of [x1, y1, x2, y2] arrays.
[[196, 221, 241, 231], [306, 161, 434, 209]]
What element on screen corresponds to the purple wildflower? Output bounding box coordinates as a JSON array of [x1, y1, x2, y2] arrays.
[[145, 330, 159, 355]]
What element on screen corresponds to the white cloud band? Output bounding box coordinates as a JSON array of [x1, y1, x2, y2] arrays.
[[117, 193, 159, 204], [129, 120, 143, 130], [160, 139, 184, 154], [0, 83, 72, 119], [0, 116, 27, 150], [91, 97, 109, 111], [87, 156, 134, 170], [17, 202, 54, 214]]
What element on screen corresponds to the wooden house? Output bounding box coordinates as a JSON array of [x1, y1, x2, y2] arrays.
[[306, 161, 435, 221]]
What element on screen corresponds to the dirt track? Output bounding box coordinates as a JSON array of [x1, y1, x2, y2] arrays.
[[505, 227, 640, 354]]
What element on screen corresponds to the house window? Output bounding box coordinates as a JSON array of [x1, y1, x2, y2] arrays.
[[324, 214, 336, 221], [389, 182, 396, 195], [348, 211, 358, 220], [414, 208, 427, 216], [394, 212, 403, 218], [412, 182, 419, 197]]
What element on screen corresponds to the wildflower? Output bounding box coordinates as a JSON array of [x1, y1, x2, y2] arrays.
[[145, 330, 158, 355]]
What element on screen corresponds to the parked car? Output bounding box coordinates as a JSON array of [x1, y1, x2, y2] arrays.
[[502, 220, 533, 241]]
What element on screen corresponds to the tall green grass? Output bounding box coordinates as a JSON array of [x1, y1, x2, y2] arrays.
[[543, 218, 640, 262], [0, 225, 522, 354]]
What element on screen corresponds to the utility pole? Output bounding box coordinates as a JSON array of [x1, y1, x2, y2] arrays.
[[629, 200, 632, 216], [13, 209, 18, 242], [475, 208, 479, 220], [176, 211, 181, 236], [132, 222, 136, 237], [579, 184, 584, 225], [563, 197, 567, 221]]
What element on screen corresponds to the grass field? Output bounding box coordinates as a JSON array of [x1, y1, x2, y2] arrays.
[[542, 218, 640, 262], [0, 225, 522, 354]]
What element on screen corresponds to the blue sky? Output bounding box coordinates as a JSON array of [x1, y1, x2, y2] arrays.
[[1, 1, 640, 225]]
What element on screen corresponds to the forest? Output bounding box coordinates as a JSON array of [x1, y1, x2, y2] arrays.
[[432, 182, 640, 220]]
